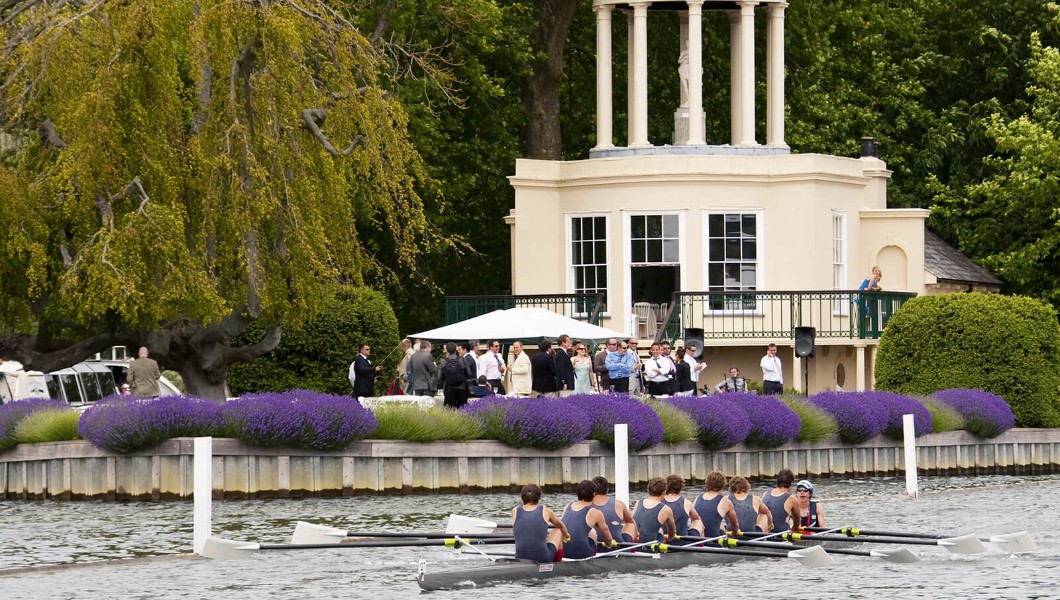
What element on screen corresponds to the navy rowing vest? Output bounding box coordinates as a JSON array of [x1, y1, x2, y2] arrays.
[[560, 503, 597, 559], [662, 496, 690, 536], [799, 501, 820, 528], [513, 505, 553, 563], [761, 489, 792, 532], [633, 501, 666, 543], [593, 496, 624, 543], [728, 493, 760, 533], [693, 493, 724, 537]]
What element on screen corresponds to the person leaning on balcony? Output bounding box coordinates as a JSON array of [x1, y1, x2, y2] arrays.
[[714, 366, 749, 394], [605, 341, 635, 394], [760, 344, 784, 395], [506, 340, 532, 396], [127, 346, 161, 397]]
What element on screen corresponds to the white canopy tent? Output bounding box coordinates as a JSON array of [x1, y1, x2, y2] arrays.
[[411, 307, 629, 345]]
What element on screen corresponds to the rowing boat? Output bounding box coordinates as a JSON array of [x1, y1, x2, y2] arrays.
[[417, 547, 761, 591]]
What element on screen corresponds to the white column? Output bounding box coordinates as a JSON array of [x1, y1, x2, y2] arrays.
[[737, 1, 756, 146], [687, 1, 705, 145], [855, 345, 866, 391], [728, 10, 741, 145], [627, 14, 635, 145], [630, 2, 651, 147], [594, 5, 614, 150], [766, 2, 787, 147]]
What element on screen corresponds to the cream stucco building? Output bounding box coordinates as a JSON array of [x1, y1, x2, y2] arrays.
[[465, 0, 999, 394]]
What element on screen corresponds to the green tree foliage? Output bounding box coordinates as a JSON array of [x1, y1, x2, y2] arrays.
[[227, 287, 400, 396], [933, 32, 1060, 313], [0, 1, 436, 397], [875, 294, 1060, 428]]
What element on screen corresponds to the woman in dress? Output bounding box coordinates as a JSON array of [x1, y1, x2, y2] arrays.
[[571, 343, 595, 393]]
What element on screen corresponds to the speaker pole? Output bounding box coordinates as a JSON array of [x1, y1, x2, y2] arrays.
[[803, 356, 810, 396]]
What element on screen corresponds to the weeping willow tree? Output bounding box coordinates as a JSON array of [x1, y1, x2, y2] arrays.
[[0, 0, 442, 398]]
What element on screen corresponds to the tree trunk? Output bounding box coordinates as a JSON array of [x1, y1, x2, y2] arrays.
[[523, 0, 582, 160]]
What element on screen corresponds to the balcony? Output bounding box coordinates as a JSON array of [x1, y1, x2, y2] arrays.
[[657, 290, 915, 342]]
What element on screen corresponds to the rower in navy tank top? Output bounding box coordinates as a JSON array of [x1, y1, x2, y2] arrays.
[[512, 483, 568, 563], [694, 470, 742, 537], [561, 479, 617, 559], [725, 476, 773, 533], [761, 469, 801, 532], [662, 474, 702, 536], [591, 476, 637, 543], [633, 477, 677, 543], [795, 480, 826, 527]]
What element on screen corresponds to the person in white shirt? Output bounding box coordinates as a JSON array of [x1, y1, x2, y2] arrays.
[[683, 341, 706, 395], [645, 343, 674, 397], [760, 343, 783, 395], [479, 339, 507, 394]]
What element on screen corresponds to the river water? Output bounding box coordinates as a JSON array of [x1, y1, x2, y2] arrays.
[[1, 475, 1057, 599]]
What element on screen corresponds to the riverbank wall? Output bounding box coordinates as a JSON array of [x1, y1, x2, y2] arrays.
[[2, 429, 1058, 500]]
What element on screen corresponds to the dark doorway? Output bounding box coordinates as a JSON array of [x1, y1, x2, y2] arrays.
[[631, 265, 679, 304]]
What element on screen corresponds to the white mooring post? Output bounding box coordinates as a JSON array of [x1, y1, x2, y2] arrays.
[[614, 424, 630, 506], [902, 414, 919, 498], [193, 436, 213, 554]]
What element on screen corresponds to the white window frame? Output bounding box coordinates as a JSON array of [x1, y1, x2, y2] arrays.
[[566, 213, 610, 318], [701, 209, 764, 314], [832, 211, 848, 316], [620, 210, 687, 320]]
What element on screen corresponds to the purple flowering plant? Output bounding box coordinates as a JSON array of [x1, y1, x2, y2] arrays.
[[725, 392, 801, 447], [665, 396, 752, 450], [568, 392, 664, 450], [79, 395, 223, 453], [808, 391, 888, 444], [868, 391, 933, 439], [221, 390, 377, 450], [0, 398, 71, 451], [931, 389, 1015, 438], [463, 396, 591, 450]]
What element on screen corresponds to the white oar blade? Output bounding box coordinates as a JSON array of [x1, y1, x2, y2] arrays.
[[939, 533, 988, 555], [199, 536, 261, 560], [988, 531, 1037, 553], [291, 521, 347, 545], [872, 547, 920, 564], [445, 514, 498, 535], [788, 545, 834, 567]]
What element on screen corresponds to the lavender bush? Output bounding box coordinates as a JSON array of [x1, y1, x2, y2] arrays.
[[869, 392, 933, 439], [808, 391, 889, 444], [79, 395, 223, 453], [0, 398, 71, 451], [568, 393, 663, 450], [463, 396, 591, 450], [931, 389, 1015, 438], [725, 392, 801, 447], [665, 396, 752, 450], [221, 390, 377, 450]]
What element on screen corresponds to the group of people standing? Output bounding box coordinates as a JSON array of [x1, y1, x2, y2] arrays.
[[512, 468, 825, 563]]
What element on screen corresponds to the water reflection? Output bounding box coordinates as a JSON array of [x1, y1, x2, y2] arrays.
[[1, 475, 1058, 599]]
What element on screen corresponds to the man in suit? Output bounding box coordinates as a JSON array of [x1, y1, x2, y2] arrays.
[[407, 341, 437, 396], [350, 343, 381, 398], [531, 339, 558, 398], [461, 341, 480, 390], [554, 334, 575, 397]]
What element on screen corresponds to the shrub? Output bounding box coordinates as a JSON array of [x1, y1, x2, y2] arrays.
[[931, 389, 1015, 438], [665, 396, 752, 450], [221, 390, 378, 450], [875, 293, 1060, 427], [79, 395, 224, 453], [0, 399, 71, 450], [369, 404, 483, 441], [725, 392, 801, 447], [808, 391, 888, 444], [867, 391, 933, 439], [918, 396, 964, 433], [14, 409, 81, 444], [228, 287, 401, 396], [779, 395, 837, 442], [644, 399, 699, 444], [463, 397, 591, 450], [569, 393, 663, 450]]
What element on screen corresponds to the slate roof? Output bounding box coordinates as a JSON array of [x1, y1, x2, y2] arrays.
[[924, 231, 1003, 287]]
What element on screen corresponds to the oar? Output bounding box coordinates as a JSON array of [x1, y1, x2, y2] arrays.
[[801, 527, 1037, 553], [291, 521, 513, 545], [445, 514, 502, 534], [643, 541, 834, 568], [201, 535, 515, 560], [739, 531, 987, 555], [682, 535, 918, 564]]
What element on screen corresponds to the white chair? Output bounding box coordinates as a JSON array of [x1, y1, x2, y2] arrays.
[[632, 302, 657, 339]]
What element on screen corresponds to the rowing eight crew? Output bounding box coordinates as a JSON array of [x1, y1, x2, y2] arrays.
[[513, 470, 825, 563]]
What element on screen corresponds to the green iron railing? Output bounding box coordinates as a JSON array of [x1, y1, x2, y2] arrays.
[[445, 294, 606, 326], [656, 290, 915, 343]]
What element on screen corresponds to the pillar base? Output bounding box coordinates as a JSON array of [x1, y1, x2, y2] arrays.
[[674, 108, 707, 146]]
